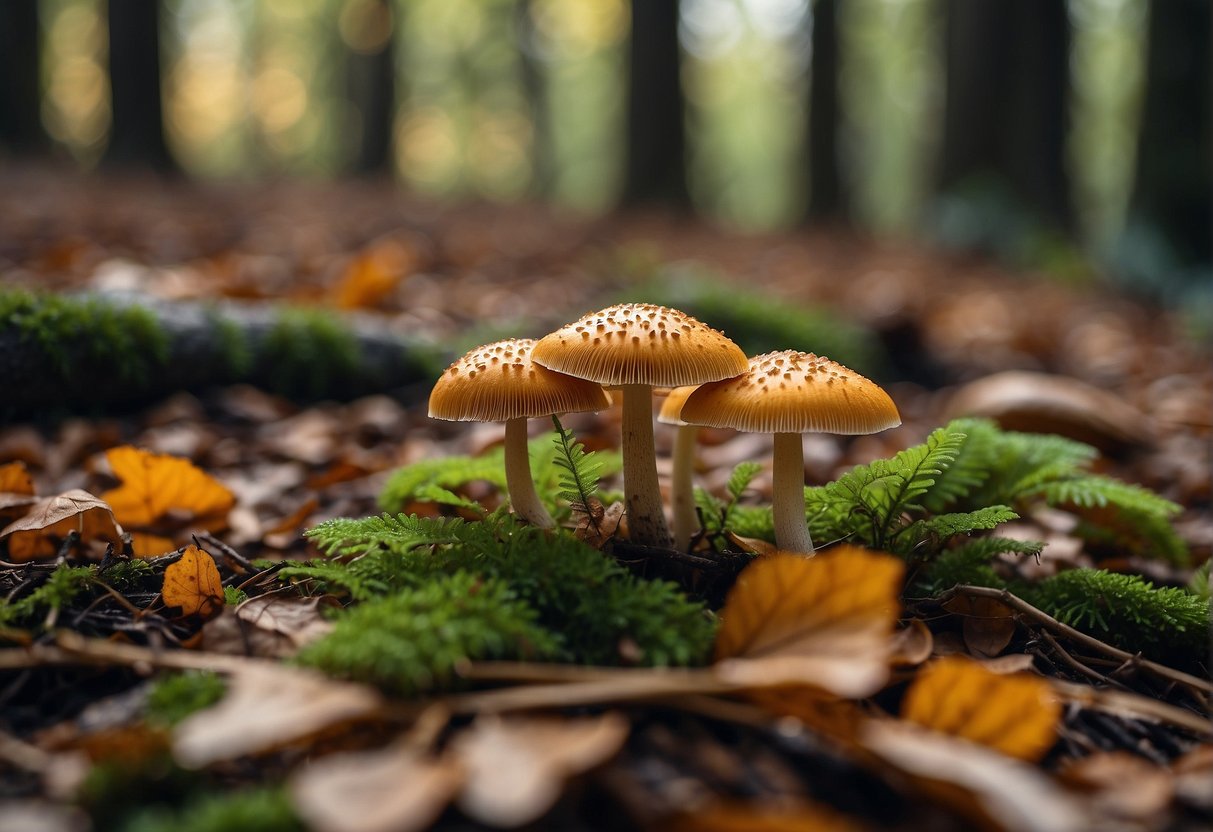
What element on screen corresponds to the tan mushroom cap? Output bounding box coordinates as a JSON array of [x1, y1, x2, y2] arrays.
[[429, 338, 612, 422], [531, 303, 748, 388], [680, 351, 901, 435], [657, 385, 698, 427]]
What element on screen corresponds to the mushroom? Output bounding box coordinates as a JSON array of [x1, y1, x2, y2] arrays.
[[657, 385, 701, 551], [532, 303, 747, 548], [680, 351, 900, 554], [429, 338, 611, 528]]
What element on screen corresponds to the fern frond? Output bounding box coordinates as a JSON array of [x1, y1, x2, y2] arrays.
[[920, 418, 997, 512], [378, 453, 506, 512], [899, 506, 1019, 552], [550, 416, 604, 516], [1031, 476, 1181, 516], [304, 513, 481, 559], [727, 462, 764, 504], [917, 536, 1042, 594]]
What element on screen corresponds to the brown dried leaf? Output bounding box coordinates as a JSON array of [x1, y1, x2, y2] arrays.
[[225, 594, 336, 655], [901, 656, 1060, 762], [890, 618, 934, 667], [452, 713, 630, 827], [0, 489, 121, 562], [943, 594, 1017, 658], [1059, 752, 1174, 821], [713, 547, 904, 697], [173, 664, 383, 768], [860, 721, 1090, 832], [162, 545, 224, 618], [291, 743, 463, 832]]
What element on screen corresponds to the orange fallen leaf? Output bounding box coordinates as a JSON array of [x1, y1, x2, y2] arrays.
[[713, 546, 904, 698], [162, 544, 224, 618], [128, 532, 179, 559], [0, 461, 35, 495], [0, 489, 121, 562], [102, 446, 234, 527], [330, 237, 415, 310], [900, 655, 1061, 762], [668, 800, 866, 832]]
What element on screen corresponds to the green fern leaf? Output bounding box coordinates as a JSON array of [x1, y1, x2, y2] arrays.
[[899, 506, 1019, 552], [726, 462, 764, 504]]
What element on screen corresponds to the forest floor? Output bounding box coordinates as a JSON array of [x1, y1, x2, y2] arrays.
[[0, 172, 1210, 832]]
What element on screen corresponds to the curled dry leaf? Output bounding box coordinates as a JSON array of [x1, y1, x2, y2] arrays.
[[890, 618, 934, 667], [1058, 752, 1174, 821], [943, 594, 1017, 658], [860, 720, 1090, 832], [161, 544, 224, 618], [291, 742, 463, 832], [452, 712, 630, 828], [900, 656, 1060, 762], [173, 663, 383, 768], [0, 489, 121, 563], [713, 547, 904, 698], [200, 595, 336, 658], [101, 445, 234, 527]]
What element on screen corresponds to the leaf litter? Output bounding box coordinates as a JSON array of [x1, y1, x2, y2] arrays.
[[1, 177, 1210, 831]]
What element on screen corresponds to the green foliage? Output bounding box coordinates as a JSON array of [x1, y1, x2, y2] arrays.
[[1027, 569, 1211, 664], [697, 461, 763, 536], [262, 308, 361, 399], [0, 565, 96, 629], [224, 586, 247, 605], [551, 415, 606, 518], [100, 558, 156, 591], [917, 538, 1043, 594], [1189, 560, 1211, 600], [621, 266, 887, 377], [377, 431, 621, 519], [120, 788, 302, 832], [296, 571, 559, 695], [0, 288, 169, 388], [302, 513, 715, 668], [146, 672, 227, 727]]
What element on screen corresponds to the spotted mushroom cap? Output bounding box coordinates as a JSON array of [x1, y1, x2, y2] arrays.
[[657, 385, 699, 427], [680, 351, 901, 435], [429, 338, 612, 422], [531, 303, 748, 389]]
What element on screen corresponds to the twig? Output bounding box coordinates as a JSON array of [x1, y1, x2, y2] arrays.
[[194, 532, 256, 574], [1036, 630, 1129, 691], [930, 585, 1213, 697]]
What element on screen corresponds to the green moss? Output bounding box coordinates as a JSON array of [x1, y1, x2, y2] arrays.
[[296, 571, 559, 695], [119, 788, 302, 832], [0, 288, 170, 386], [146, 671, 227, 727], [0, 565, 96, 630], [207, 306, 253, 377], [260, 307, 361, 399]]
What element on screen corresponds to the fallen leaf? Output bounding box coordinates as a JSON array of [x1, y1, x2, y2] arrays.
[[0, 492, 39, 526], [1058, 752, 1174, 821], [713, 547, 904, 698], [101, 446, 234, 527], [943, 594, 1017, 658], [890, 618, 934, 666], [173, 663, 383, 768], [128, 531, 178, 558], [0, 461, 35, 495], [668, 800, 866, 832], [742, 688, 868, 745], [202, 594, 337, 657], [330, 237, 416, 310], [291, 743, 463, 832], [0, 490, 121, 562], [860, 720, 1090, 832], [161, 544, 224, 618], [723, 531, 780, 556], [900, 656, 1060, 762], [452, 712, 630, 828]]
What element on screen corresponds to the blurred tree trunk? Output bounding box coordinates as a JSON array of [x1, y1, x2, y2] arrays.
[[623, 0, 689, 207], [104, 0, 176, 171], [1128, 0, 1211, 268], [938, 0, 1072, 230], [0, 1, 46, 156], [344, 0, 396, 175], [806, 0, 848, 223], [517, 0, 554, 196]]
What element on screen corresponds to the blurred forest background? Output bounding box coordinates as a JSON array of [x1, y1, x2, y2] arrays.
[[0, 0, 1209, 317]]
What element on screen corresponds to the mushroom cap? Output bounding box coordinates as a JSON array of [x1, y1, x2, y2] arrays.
[[531, 303, 748, 389], [680, 350, 901, 435], [429, 338, 612, 422], [657, 385, 699, 427]]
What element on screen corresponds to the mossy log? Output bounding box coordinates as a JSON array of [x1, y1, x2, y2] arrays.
[[0, 290, 448, 421]]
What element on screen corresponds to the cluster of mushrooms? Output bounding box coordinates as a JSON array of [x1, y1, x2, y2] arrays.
[[428, 303, 901, 555]]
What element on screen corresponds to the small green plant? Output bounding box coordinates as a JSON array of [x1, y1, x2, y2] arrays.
[[0, 565, 96, 630], [296, 571, 559, 695], [146, 672, 227, 727], [119, 788, 302, 832]]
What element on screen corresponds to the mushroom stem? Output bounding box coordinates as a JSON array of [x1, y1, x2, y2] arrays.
[[620, 384, 673, 547], [504, 417, 555, 528], [670, 425, 699, 550], [771, 432, 814, 554]]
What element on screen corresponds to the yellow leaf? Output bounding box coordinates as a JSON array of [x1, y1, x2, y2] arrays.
[[0, 489, 121, 562], [162, 544, 224, 618], [0, 461, 34, 495], [102, 446, 234, 527], [713, 546, 904, 698], [129, 532, 179, 559], [901, 655, 1061, 762]]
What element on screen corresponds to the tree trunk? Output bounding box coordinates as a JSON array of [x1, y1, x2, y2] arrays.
[[938, 0, 1071, 230], [806, 0, 848, 223], [1127, 0, 1211, 269], [623, 0, 689, 207], [517, 0, 554, 196], [0, 1, 46, 156], [344, 0, 396, 176], [104, 0, 176, 171]]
